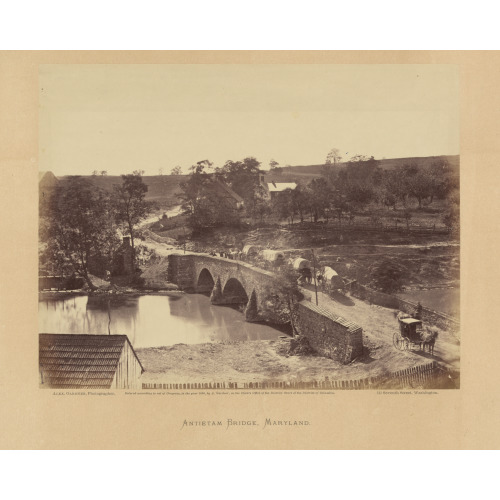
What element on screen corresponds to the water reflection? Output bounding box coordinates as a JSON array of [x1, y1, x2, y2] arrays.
[[39, 293, 284, 348]]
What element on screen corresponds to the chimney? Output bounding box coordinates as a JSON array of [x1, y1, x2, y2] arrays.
[[123, 236, 131, 246]]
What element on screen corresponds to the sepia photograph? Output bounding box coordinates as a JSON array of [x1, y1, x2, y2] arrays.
[[38, 63, 460, 392]]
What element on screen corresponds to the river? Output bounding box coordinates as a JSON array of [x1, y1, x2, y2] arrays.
[[38, 293, 284, 348]]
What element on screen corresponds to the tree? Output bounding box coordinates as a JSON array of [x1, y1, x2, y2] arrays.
[[308, 177, 333, 222], [370, 259, 406, 293], [291, 184, 310, 223], [249, 183, 271, 223], [330, 191, 350, 228], [334, 154, 381, 210], [426, 159, 454, 203], [43, 177, 120, 289], [261, 268, 304, 335], [170, 165, 182, 175], [158, 167, 164, 176], [406, 169, 433, 208], [272, 188, 296, 225], [403, 209, 412, 231], [321, 148, 342, 186], [269, 159, 283, 175], [113, 174, 157, 271], [100, 170, 107, 176], [325, 147, 342, 165], [218, 157, 262, 216], [179, 160, 238, 231], [132, 169, 145, 176], [443, 205, 459, 233], [382, 168, 408, 209]]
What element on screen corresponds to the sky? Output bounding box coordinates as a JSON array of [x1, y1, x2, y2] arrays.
[[39, 64, 459, 176]]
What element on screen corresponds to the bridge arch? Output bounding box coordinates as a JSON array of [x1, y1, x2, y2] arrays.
[[197, 268, 215, 294], [222, 278, 249, 304]]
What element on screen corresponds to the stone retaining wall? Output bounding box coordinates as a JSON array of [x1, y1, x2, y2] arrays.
[[296, 301, 363, 364]]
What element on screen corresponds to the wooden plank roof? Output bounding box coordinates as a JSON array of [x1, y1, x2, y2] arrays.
[[39, 334, 143, 389], [299, 301, 362, 334]]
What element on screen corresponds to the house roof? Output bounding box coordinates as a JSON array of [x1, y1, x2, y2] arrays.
[[39, 334, 143, 389], [400, 318, 422, 325], [267, 182, 297, 192], [214, 180, 244, 203]]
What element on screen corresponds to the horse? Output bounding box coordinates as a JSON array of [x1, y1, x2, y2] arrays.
[[420, 330, 439, 355]]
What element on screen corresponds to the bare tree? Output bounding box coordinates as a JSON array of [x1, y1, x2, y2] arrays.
[[325, 147, 342, 165]]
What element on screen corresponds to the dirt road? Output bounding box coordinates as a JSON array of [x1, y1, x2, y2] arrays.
[[302, 288, 460, 370]]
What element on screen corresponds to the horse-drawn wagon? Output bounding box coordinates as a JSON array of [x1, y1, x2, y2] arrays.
[[393, 316, 438, 354]]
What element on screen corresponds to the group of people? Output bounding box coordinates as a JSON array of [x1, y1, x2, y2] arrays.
[[298, 268, 325, 288], [208, 249, 243, 261]]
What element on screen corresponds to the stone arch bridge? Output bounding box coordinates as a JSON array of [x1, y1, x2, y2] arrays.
[[167, 253, 277, 312], [161, 252, 363, 364]]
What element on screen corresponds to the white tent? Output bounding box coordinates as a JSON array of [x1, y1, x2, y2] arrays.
[[322, 266, 344, 288], [293, 258, 311, 270], [262, 249, 285, 262], [242, 244, 260, 256]]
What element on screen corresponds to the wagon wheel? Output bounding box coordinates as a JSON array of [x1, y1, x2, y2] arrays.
[[393, 332, 404, 350]]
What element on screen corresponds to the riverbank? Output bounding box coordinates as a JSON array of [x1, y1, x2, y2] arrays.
[[39, 288, 181, 301], [135, 335, 446, 386]]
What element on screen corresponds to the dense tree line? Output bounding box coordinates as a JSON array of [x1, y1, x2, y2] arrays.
[[39, 174, 156, 288], [179, 152, 459, 233]]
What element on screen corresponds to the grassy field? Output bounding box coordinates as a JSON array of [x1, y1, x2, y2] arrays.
[[59, 174, 185, 209]]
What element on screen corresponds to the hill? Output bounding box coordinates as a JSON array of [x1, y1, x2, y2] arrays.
[[56, 154, 459, 206], [265, 154, 460, 184], [58, 174, 186, 209]]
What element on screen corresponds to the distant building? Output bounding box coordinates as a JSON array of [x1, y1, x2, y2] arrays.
[[209, 178, 245, 210], [258, 172, 297, 199], [39, 334, 144, 389]]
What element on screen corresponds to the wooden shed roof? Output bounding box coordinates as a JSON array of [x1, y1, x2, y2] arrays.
[[39, 334, 143, 389], [299, 301, 362, 334]]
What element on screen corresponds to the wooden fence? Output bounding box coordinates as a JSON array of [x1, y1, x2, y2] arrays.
[[349, 282, 460, 337], [141, 362, 458, 391], [292, 220, 450, 235]]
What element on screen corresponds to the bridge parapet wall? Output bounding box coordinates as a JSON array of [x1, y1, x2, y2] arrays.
[[168, 253, 276, 300]]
